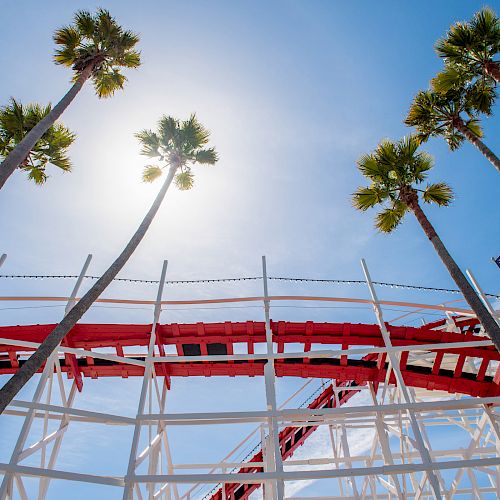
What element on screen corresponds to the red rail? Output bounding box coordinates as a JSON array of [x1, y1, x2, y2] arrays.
[[0, 318, 497, 398], [209, 378, 362, 500], [1, 318, 498, 499]]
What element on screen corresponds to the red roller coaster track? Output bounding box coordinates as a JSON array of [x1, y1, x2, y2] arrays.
[[1, 316, 498, 499]]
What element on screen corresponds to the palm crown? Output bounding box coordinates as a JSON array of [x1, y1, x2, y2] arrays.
[[435, 7, 500, 88], [53, 8, 140, 98], [136, 114, 219, 189], [352, 136, 453, 232], [404, 87, 492, 150], [0, 99, 75, 184]]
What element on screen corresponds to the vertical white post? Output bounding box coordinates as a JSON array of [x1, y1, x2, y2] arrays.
[[0, 254, 92, 500], [360, 258, 443, 500], [369, 384, 404, 499], [0, 254, 6, 269], [38, 383, 78, 498], [466, 269, 500, 327], [339, 425, 360, 497], [327, 423, 345, 496], [262, 256, 284, 500], [123, 260, 168, 500]]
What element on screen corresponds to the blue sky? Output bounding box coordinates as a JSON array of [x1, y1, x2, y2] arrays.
[[1, 1, 499, 498]]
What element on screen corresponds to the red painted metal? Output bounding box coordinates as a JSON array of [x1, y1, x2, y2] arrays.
[[0, 317, 496, 499], [0, 319, 496, 398], [209, 378, 363, 500]]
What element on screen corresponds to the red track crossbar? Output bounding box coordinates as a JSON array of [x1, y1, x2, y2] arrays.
[[1, 317, 498, 499]]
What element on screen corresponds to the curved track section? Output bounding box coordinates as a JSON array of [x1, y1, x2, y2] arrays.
[[1, 317, 498, 398], [1, 316, 499, 499]]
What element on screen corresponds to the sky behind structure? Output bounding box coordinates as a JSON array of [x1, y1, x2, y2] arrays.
[[0, 1, 499, 498]]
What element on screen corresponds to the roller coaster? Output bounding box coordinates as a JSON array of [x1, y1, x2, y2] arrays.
[[0, 256, 499, 499]]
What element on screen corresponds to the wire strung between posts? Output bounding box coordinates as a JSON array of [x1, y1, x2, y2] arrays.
[[0, 274, 498, 298], [0, 274, 262, 284]]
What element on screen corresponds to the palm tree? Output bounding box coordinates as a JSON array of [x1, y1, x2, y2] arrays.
[[0, 114, 218, 413], [0, 98, 75, 184], [0, 8, 140, 190], [405, 88, 500, 172], [435, 7, 500, 88], [352, 135, 500, 351]]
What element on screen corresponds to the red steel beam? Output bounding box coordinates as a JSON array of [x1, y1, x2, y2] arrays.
[[209, 378, 363, 500], [0, 319, 496, 398], [0, 318, 496, 499]]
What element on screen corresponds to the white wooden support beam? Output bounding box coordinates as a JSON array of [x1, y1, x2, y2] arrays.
[[361, 258, 443, 500], [262, 256, 284, 500], [369, 384, 404, 499], [38, 382, 78, 499], [0, 254, 92, 500], [123, 260, 168, 500], [467, 268, 500, 327]]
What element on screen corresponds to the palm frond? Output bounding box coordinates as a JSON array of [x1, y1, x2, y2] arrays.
[[431, 66, 469, 93], [181, 114, 211, 150], [466, 81, 496, 115], [422, 182, 453, 206], [25, 166, 48, 185], [93, 69, 126, 98], [352, 186, 389, 211], [413, 132, 430, 145], [375, 139, 397, 167], [405, 90, 439, 129], [158, 116, 180, 146], [142, 165, 162, 183], [195, 148, 218, 165], [465, 118, 483, 138], [435, 7, 500, 79], [175, 169, 195, 190], [471, 7, 499, 40], [375, 202, 407, 233], [53, 26, 81, 49], [445, 129, 465, 150], [0, 98, 75, 183], [117, 51, 141, 68], [54, 8, 140, 96], [119, 30, 141, 50], [413, 150, 433, 182], [139, 114, 218, 181], [405, 85, 491, 154], [54, 46, 79, 67], [356, 153, 386, 180], [398, 134, 420, 160], [136, 130, 161, 158], [48, 151, 72, 172], [74, 10, 96, 37], [96, 8, 118, 41], [47, 123, 76, 149]]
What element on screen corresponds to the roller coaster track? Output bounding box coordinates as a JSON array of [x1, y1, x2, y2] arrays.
[[1, 315, 499, 499]]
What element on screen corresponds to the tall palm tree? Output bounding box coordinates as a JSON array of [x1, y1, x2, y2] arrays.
[[405, 88, 500, 172], [435, 7, 500, 88], [0, 98, 75, 184], [0, 8, 140, 190], [352, 135, 500, 351], [0, 114, 218, 413]]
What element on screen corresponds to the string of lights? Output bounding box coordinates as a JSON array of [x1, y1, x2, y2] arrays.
[[0, 273, 498, 298]]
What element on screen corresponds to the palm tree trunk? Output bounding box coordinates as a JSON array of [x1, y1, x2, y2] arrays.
[[0, 65, 93, 191], [485, 61, 500, 85], [407, 195, 500, 351], [454, 118, 500, 173], [0, 166, 177, 414]]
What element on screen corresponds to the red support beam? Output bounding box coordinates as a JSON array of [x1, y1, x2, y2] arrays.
[[0, 318, 496, 499]]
